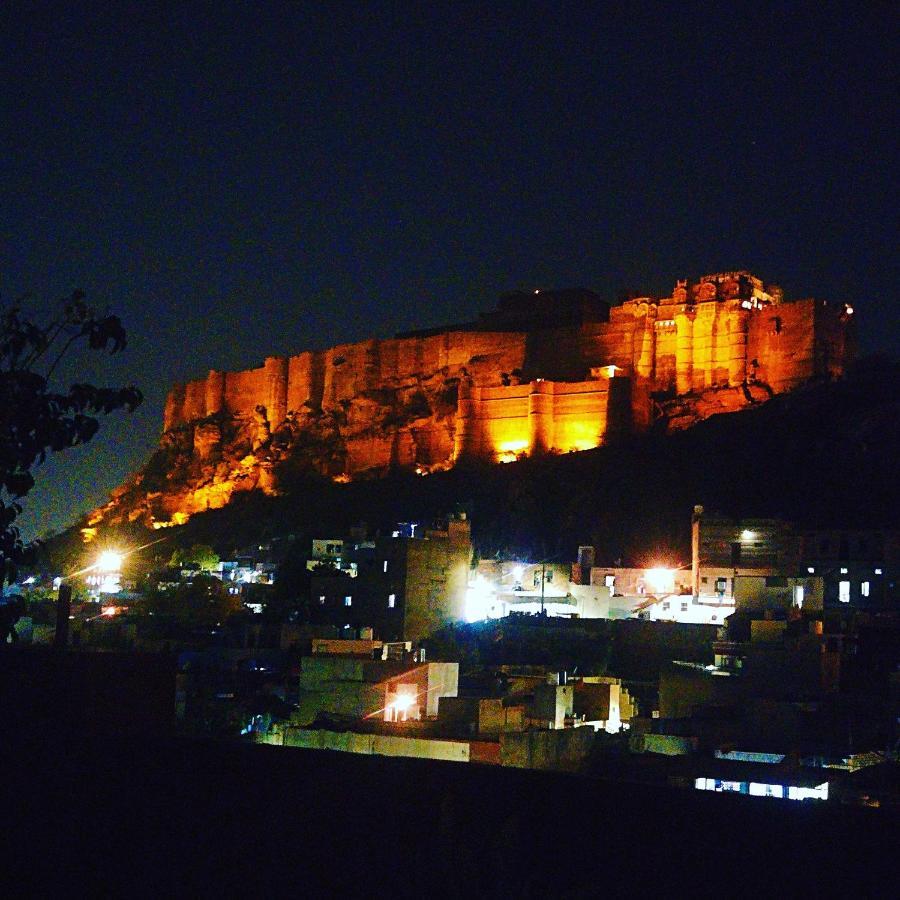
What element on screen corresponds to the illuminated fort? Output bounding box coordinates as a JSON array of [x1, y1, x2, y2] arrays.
[[94, 272, 855, 528]]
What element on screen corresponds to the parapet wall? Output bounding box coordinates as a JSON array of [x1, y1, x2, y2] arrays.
[[164, 330, 529, 431], [131, 272, 856, 526], [454, 377, 618, 461]]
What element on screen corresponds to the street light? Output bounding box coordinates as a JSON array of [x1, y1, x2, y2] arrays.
[[96, 550, 123, 573]]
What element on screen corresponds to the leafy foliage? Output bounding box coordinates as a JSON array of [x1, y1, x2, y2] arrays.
[[169, 543, 220, 572], [0, 292, 142, 583], [142, 574, 242, 627]]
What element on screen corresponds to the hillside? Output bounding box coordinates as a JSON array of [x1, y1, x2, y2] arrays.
[[42, 356, 899, 575]]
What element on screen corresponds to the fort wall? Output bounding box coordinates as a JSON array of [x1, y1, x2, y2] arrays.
[[454, 377, 615, 461], [165, 331, 529, 431], [155, 271, 854, 489]]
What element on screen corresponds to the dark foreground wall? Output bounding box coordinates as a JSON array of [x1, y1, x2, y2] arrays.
[[0, 647, 175, 731], [3, 722, 894, 897]]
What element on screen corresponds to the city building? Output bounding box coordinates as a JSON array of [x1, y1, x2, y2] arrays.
[[467, 559, 608, 620], [309, 514, 473, 642], [294, 639, 458, 725]]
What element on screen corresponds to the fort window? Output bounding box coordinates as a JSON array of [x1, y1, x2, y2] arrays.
[[771, 316, 782, 334]]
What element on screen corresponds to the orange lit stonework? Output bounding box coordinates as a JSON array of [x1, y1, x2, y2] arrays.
[[89, 272, 855, 528]]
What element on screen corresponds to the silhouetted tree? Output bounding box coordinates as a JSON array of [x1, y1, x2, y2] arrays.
[[0, 292, 142, 584], [169, 543, 220, 572], [143, 574, 242, 628]]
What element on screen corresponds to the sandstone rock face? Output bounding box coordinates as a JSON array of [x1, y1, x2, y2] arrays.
[[90, 272, 855, 530]]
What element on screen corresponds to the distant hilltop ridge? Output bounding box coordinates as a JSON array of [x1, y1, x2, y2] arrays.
[[86, 272, 855, 534]]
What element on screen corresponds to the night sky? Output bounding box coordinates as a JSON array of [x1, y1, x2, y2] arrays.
[[2, 2, 897, 539]]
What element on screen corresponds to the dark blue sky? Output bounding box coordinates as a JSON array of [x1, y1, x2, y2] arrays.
[[2, 1, 897, 538]]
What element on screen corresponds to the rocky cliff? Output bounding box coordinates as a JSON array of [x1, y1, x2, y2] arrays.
[[85, 272, 855, 534], [86, 330, 529, 533]]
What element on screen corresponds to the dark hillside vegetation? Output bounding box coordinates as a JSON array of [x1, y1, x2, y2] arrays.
[[41, 356, 900, 571]]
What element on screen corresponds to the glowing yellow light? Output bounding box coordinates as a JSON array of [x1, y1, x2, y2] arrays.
[[496, 439, 528, 463], [96, 551, 123, 573], [740, 529, 754, 541], [645, 567, 675, 595], [465, 575, 495, 622], [845, 305, 854, 315], [101, 606, 118, 617]]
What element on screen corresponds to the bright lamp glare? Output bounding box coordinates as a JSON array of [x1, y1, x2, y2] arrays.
[[392, 693, 414, 712], [465, 575, 495, 622], [513, 565, 524, 581], [96, 551, 123, 572], [645, 567, 675, 595], [740, 530, 754, 541]]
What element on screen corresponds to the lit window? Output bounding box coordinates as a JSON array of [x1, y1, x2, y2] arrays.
[[793, 586, 804, 608], [383, 560, 388, 573], [749, 782, 784, 798], [861, 581, 870, 597], [787, 784, 829, 802], [875, 568, 882, 575], [840, 567, 848, 574], [718, 780, 743, 793], [807, 567, 815, 574], [344, 596, 352, 607], [838, 581, 850, 603], [604, 575, 615, 588], [319, 595, 326, 605], [388, 593, 396, 608]]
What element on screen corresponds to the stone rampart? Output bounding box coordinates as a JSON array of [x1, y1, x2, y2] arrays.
[[101, 271, 856, 529]]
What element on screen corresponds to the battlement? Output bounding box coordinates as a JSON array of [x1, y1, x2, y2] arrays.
[[101, 272, 855, 528]]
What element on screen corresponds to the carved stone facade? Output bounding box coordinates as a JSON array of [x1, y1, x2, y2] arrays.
[[90, 272, 855, 530]]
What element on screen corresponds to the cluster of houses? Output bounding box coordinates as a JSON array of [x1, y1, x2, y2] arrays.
[[303, 505, 897, 636], [252, 505, 898, 805]]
